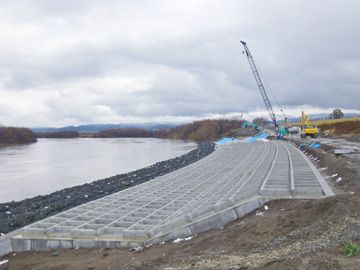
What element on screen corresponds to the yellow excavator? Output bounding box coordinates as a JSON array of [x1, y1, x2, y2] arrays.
[[301, 111, 320, 138]]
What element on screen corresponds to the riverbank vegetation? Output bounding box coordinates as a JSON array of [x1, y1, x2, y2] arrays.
[[97, 118, 245, 141], [0, 127, 37, 145], [37, 130, 80, 138]]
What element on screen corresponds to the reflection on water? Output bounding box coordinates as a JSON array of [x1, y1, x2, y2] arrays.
[[0, 138, 196, 203]]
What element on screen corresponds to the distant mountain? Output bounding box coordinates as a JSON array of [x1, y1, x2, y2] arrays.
[[31, 122, 182, 132], [0, 124, 5, 127]]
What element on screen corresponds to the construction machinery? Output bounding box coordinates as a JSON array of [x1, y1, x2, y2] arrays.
[[301, 111, 320, 138], [278, 125, 299, 136], [240, 40, 279, 130], [242, 122, 263, 130]]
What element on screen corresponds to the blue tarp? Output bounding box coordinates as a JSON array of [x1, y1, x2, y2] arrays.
[[300, 143, 321, 148], [247, 132, 269, 142], [309, 142, 321, 148], [216, 138, 238, 145]]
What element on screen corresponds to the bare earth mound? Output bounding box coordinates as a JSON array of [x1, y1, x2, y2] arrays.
[[1, 137, 360, 270]]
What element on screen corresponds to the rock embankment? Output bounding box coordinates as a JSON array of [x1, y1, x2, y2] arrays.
[[0, 141, 215, 234]]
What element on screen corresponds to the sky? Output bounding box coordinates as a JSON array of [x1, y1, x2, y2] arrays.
[[0, 0, 359, 127]]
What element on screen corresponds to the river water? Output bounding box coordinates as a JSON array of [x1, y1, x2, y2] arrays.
[[0, 138, 197, 203]]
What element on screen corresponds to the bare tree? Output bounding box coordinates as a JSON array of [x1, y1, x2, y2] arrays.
[[252, 117, 268, 127]]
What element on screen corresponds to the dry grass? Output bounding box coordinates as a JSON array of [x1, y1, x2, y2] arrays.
[[288, 117, 360, 134], [288, 117, 360, 126]]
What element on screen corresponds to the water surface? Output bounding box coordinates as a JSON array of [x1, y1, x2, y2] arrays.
[[0, 138, 196, 203]]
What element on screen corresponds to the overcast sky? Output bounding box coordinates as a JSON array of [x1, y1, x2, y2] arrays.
[[1, 0, 359, 127]]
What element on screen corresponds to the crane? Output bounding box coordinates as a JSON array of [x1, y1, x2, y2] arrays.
[[240, 40, 279, 129]]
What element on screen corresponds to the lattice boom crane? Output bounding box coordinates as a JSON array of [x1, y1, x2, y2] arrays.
[[240, 40, 278, 129]]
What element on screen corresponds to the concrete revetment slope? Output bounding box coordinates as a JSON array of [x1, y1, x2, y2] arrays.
[[0, 139, 334, 256]]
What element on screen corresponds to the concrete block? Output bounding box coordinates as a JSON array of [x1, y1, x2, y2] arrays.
[[11, 237, 31, 252], [73, 239, 97, 249], [190, 209, 237, 235], [293, 187, 323, 195], [122, 229, 150, 239], [47, 226, 72, 235], [0, 239, 13, 257], [159, 217, 189, 233], [189, 205, 214, 220], [234, 199, 260, 218], [96, 227, 124, 236], [166, 226, 193, 241], [258, 197, 275, 205], [31, 239, 73, 251], [148, 226, 193, 246], [259, 189, 289, 196], [97, 240, 117, 249], [22, 227, 46, 236], [232, 189, 257, 202], [71, 229, 96, 237], [148, 226, 162, 238], [213, 201, 230, 212]]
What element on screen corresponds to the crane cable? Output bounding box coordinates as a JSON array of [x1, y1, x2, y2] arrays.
[[257, 66, 287, 122]]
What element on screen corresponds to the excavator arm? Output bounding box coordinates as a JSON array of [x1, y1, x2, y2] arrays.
[[301, 111, 319, 138]]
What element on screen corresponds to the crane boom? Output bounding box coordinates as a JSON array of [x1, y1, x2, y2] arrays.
[[240, 40, 278, 129]]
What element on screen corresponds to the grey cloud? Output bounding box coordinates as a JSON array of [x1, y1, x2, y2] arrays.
[[0, 0, 359, 127]]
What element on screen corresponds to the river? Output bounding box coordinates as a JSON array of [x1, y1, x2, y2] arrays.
[[0, 138, 197, 203]]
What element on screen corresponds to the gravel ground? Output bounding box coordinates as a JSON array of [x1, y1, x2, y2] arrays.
[[0, 141, 215, 234]]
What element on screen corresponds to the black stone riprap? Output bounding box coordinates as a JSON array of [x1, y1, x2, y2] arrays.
[[0, 141, 215, 234]]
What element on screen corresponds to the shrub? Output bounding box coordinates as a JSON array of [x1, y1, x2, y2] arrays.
[[344, 242, 360, 257]]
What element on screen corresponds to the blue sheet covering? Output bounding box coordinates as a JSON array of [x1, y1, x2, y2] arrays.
[[309, 142, 321, 148], [216, 138, 238, 145], [247, 132, 269, 142]]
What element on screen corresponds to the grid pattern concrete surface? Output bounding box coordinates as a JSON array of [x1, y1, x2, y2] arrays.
[[18, 139, 333, 248]]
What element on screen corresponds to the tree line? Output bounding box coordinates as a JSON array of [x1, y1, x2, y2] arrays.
[[1, 116, 247, 145], [37, 130, 80, 138], [0, 127, 37, 145]]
